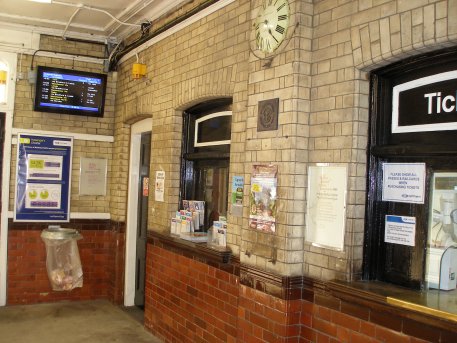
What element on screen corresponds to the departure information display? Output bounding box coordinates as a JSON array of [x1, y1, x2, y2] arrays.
[[34, 66, 107, 117]]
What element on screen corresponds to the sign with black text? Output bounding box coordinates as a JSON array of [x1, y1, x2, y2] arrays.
[[382, 163, 426, 204]]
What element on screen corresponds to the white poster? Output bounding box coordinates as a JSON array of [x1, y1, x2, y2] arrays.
[[155, 171, 165, 202], [382, 163, 426, 204], [385, 215, 416, 246], [79, 158, 107, 196], [306, 165, 347, 251]]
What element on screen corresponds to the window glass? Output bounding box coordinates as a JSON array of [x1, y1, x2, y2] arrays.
[[365, 48, 457, 290], [181, 99, 232, 231], [426, 172, 457, 291], [194, 162, 229, 229], [196, 113, 231, 145]]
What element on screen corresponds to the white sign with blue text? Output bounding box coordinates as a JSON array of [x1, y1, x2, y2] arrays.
[[385, 215, 416, 246], [382, 163, 426, 204]]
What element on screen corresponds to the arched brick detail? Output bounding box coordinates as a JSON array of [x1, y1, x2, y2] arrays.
[[173, 66, 236, 110], [351, 5, 457, 71]]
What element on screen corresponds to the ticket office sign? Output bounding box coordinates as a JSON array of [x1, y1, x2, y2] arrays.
[[14, 134, 73, 222], [392, 70, 457, 133]]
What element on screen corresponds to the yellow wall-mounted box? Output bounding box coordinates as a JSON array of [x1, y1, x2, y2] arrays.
[[132, 63, 147, 79]]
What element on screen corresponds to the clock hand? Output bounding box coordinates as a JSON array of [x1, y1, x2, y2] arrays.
[[268, 29, 279, 43]]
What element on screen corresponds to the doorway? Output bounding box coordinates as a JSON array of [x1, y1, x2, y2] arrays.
[[125, 118, 152, 309], [134, 131, 150, 307]]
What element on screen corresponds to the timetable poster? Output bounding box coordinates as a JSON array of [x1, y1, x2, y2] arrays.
[[14, 134, 73, 222]]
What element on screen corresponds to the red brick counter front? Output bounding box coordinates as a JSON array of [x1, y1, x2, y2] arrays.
[[146, 232, 457, 343]]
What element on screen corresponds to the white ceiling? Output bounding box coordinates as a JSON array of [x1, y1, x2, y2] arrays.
[[0, 0, 188, 42]]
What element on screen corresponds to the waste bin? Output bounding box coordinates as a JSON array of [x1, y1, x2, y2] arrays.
[[41, 227, 83, 291]]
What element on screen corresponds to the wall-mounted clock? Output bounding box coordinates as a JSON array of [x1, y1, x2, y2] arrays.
[[254, 0, 290, 54]]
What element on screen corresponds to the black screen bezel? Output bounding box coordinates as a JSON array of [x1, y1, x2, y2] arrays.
[[34, 66, 107, 118]]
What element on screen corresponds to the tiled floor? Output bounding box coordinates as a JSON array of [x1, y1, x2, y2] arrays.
[[0, 300, 162, 343]]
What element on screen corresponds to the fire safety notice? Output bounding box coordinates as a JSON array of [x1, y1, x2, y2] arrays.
[[382, 163, 425, 204]]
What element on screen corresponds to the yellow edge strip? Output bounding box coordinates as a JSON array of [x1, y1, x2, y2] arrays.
[[387, 297, 457, 322]]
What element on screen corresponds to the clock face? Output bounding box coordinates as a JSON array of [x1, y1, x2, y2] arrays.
[[255, 0, 290, 53]]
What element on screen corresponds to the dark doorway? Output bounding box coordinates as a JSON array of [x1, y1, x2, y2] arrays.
[[134, 131, 151, 308]]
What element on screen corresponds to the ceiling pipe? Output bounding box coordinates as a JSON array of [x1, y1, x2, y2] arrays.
[[62, 7, 81, 39], [103, 0, 146, 32], [0, 12, 103, 32], [109, 0, 220, 70], [107, 0, 183, 39], [51, 0, 141, 27]]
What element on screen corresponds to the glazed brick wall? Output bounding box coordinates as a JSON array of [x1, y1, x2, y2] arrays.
[[302, 293, 456, 343], [107, 221, 126, 304], [238, 286, 302, 342], [300, 301, 432, 343], [145, 245, 456, 343], [145, 246, 239, 343], [7, 220, 125, 305]]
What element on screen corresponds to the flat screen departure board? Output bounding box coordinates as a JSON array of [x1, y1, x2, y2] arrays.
[[34, 66, 107, 117]]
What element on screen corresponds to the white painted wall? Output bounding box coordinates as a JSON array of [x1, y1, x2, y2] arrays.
[[0, 50, 17, 306]]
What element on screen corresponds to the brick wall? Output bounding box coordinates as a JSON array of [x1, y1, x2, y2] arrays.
[[238, 286, 302, 342], [9, 37, 115, 215], [146, 241, 456, 342], [7, 220, 125, 305], [113, 0, 457, 281], [145, 245, 239, 342]]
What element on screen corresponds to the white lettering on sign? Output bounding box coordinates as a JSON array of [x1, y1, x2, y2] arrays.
[[424, 92, 456, 114]]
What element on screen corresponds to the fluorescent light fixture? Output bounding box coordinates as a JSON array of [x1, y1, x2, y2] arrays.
[[27, 0, 53, 3]]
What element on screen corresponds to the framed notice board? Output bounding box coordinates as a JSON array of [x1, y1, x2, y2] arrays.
[[14, 133, 73, 222]]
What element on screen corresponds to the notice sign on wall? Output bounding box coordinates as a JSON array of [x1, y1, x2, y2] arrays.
[[79, 157, 107, 196], [385, 215, 416, 246], [249, 165, 277, 233], [231, 176, 244, 217], [382, 163, 426, 204], [155, 171, 165, 202], [15, 134, 73, 222], [306, 165, 347, 251]]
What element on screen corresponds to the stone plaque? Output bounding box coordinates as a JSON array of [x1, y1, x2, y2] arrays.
[[257, 98, 279, 131]]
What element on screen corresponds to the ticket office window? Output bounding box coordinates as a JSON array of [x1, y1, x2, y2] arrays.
[[364, 47, 457, 292], [180, 99, 232, 231]]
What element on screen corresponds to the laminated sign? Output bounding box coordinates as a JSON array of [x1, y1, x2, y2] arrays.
[[249, 165, 278, 233], [14, 134, 73, 222]]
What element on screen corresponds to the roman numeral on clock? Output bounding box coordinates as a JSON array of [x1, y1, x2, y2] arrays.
[[278, 14, 288, 21], [277, 3, 285, 11], [275, 25, 285, 34]]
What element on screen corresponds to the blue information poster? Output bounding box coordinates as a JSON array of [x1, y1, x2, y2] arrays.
[[14, 134, 73, 222]]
